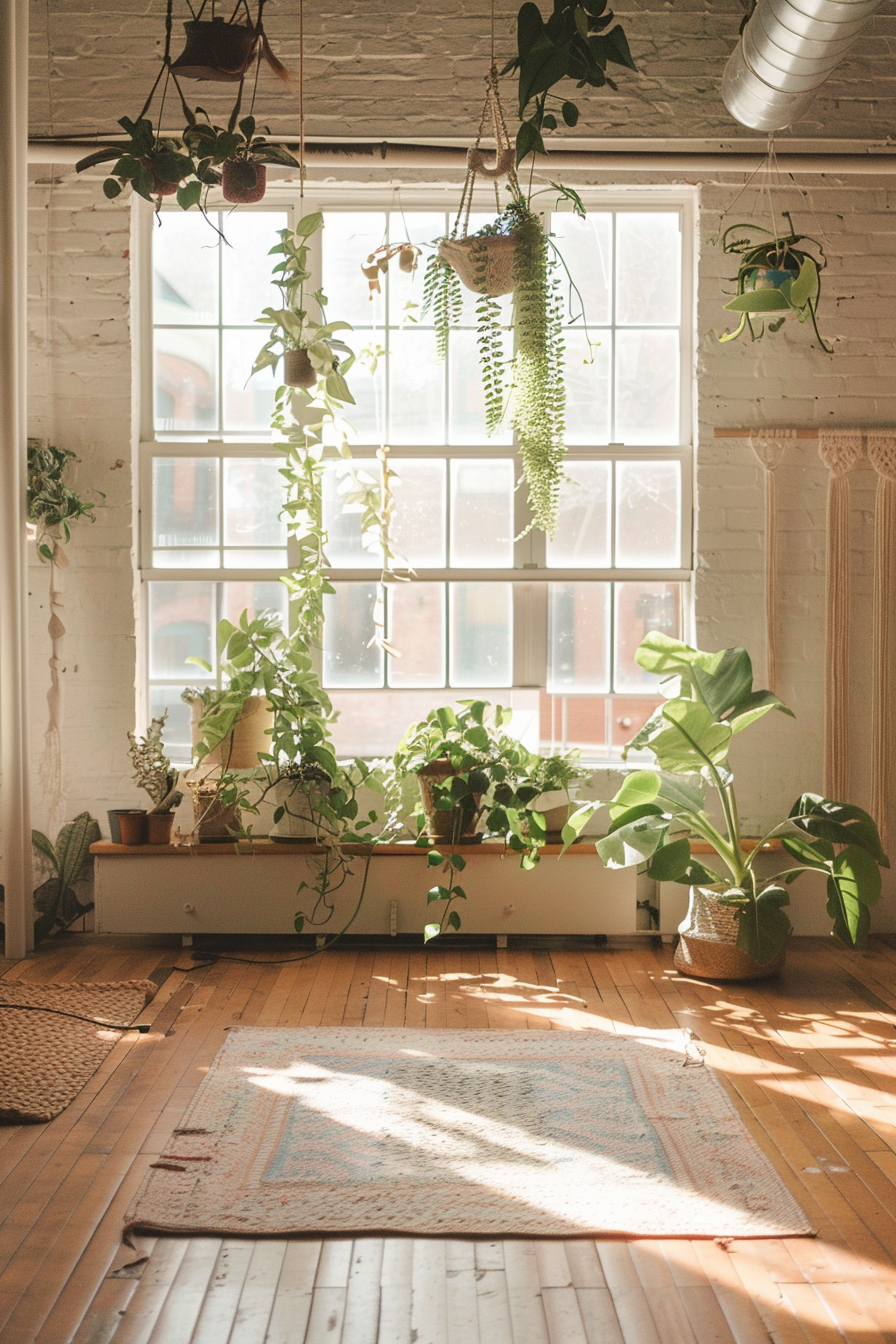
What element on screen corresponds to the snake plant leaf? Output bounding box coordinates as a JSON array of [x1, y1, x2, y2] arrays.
[[56, 812, 101, 891], [735, 885, 792, 964], [723, 289, 792, 313], [32, 829, 59, 873], [647, 700, 732, 774], [789, 794, 889, 866], [645, 835, 691, 882], [727, 689, 795, 733], [596, 810, 668, 868], [790, 256, 820, 309]]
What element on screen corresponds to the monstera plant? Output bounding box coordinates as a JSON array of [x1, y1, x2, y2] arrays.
[[574, 633, 888, 975]]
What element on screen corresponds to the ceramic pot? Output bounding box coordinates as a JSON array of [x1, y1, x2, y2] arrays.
[[268, 774, 332, 841], [674, 884, 786, 981], [283, 349, 316, 388], [222, 159, 267, 204], [416, 761, 482, 844], [115, 811, 147, 846], [145, 812, 175, 845], [191, 696, 273, 771]]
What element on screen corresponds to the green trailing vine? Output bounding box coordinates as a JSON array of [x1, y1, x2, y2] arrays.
[[27, 441, 99, 562], [477, 290, 506, 435], [422, 253, 464, 363]]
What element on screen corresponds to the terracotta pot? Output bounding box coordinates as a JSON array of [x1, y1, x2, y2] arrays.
[[191, 696, 273, 770], [222, 159, 267, 205], [149, 173, 180, 198], [193, 789, 241, 842], [268, 774, 332, 841], [416, 760, 482, 844], [116, 810, 147, 845], [171, 18, 259, 81], [283, 348, 316, 388], [674, 885, 786, 981], [145, 812, 175, 845]]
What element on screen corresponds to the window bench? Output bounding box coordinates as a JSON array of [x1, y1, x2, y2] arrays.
[[90, 839, 662, 943]]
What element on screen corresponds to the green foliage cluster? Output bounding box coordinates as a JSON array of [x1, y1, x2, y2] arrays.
[[422, 255, 464, 364], [719, 213, 832, 352], [583, 632, 888, 965], [27, 440, 99, 563], [75, 116, 202, 211], [32, 813, 100, 944], [126, 712, 182, 814], [502, 0, 636, 166]]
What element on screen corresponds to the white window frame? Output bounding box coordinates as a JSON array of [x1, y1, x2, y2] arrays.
[[136, 184, 697, 753]]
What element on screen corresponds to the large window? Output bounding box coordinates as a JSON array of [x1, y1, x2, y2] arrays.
[[142, 192, 694, 763]]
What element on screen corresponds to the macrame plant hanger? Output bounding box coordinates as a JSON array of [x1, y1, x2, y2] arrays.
[[748, 428, 795, 693]]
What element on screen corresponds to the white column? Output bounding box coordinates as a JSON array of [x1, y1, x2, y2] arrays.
[[1, 0, 33, 960]]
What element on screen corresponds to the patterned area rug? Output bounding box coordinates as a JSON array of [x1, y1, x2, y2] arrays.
[[127, 1027, 813, 1239], [0, 980, 158, 1123]]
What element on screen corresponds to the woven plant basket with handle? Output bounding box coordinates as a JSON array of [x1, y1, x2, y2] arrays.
[[438, 235, 519, 298], [674, 885, 786, 981]]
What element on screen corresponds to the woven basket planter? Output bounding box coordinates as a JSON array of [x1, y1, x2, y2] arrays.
[[283, 348, 316, 388], [416, 760, 482, 844], [190, 696, 273, 771], [674, 885, 785, 981], [439, 235, 519, 297]]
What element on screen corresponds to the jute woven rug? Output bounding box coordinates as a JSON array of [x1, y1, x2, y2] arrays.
[[126, 1027, 813, 1239], [0, 980, 157, 1123]]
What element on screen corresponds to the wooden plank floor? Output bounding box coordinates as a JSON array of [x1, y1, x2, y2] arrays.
[[4, 934, 896, 1343]]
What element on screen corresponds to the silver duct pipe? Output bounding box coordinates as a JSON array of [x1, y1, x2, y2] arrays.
[[722, 0, 887, 131]]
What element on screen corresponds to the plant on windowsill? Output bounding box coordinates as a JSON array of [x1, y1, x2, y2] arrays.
[[717, 213, 832, 352], [527, 748, 592, 838], [393, 700, 553, 941], [125, 711, 183, 844], [584, 631, 888, 980]]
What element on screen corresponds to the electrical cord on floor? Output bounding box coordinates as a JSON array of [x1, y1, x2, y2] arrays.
[[0, 1003, 152, 1032], [165, 948, 341, 972]]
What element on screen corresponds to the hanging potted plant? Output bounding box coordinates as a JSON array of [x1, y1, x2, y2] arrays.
[[184, 112, 300, 204], [718, 212, 832, 351], [170, 0, 289, 83], [75, 114, 201, 211], [252, 212, 356, 392]]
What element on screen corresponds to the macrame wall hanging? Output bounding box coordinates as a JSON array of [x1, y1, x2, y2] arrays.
[[866, 431, 896, 853], [817, 429, 863, 805], [748, 427, 795, 692]]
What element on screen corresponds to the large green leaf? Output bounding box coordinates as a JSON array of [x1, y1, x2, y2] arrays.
[[827, 844, 882, 948], [634, 631, 717, 677], [607, 769, 660, 820], [645, 836, 691, 882], [827, 875, 871, 950], [647, 700, 732, 774], [55, 812, 101, 890], [32, 829, 59, 874], [728, 690, 795, 733], [596, 812, 668, 868], [723, 289, 792, 313], [734, 885, 792, 965], [789, 256, 819, 309], [781, 831, 834, 869], [789, 794, 889, 866], [691, 646, 753, 718]]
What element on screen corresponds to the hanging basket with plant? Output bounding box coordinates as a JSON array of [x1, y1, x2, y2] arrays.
[[718, 212, 832, 352], [170, 0, 289, 83]]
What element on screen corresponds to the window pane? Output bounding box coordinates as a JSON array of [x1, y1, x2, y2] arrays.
[[153, 458, 219, 547], [150, 686, 194, 764], [346, 335, 386, 445], [615, 212, 681, 326], [323, 584, 383, 687], [221, 210, 289, 324], [390, 459, 446, 567], [322, 212, 386, 329], [153, 213, 219, 326], [615, 461, 681, 568], [388, 211, 445, 318], [222, 329, 277, 432], [222, 581, 287, 628], [613, 581, 683, 691], [563, 336, 611, 446], [448, 328, 513, 445], [322, 463, 381, 569], [450, 460, 514, 567], [547, 583, 611, 693], [550, 212, 612, 327], [609, 696, 663, 753], [223, 458, 287, 549], [154, 329, 218, 433], [449, 583, 512, 686], [152, 549, 219, 569], [615, 330, 679, 446], [547, 463, 611, 568], [389, 328, 445, 444], [540, 691, 609, 757], [386, 582, 446, 687], [148, 581, 215, 679]]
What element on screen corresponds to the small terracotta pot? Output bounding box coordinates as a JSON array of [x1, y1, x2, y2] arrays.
[[283, 348, 316, 388], [145, 812, 175, 845], [193, 790, 241, 842], [116, 811, 148, 845], [222, 159, 267, 204]]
